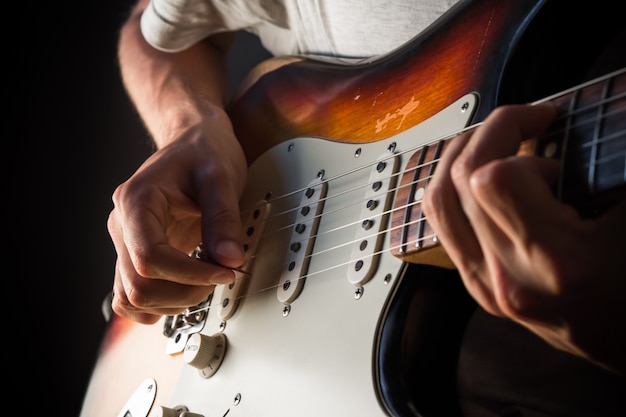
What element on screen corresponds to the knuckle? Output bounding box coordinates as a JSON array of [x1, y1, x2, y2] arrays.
[[125, 286, 148, 309], [131, 249, 156, 278], [111, 181, 130, 206], [422, 183, 442, 219], [488, 263, 532, 318], [112, 177, 154, 209], [469, 165, 498, 198], [106, 210, 118, 232], [494, 280, 522, 317], [449, 156, 473, 186]]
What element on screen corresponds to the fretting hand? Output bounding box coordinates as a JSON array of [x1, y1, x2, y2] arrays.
[[422, 102, 626, 374]]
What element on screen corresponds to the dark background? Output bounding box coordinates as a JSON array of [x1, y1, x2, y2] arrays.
[[26, 1, 268, 414]]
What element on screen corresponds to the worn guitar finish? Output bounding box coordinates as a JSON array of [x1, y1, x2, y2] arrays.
[[80, 0, 625, 416]]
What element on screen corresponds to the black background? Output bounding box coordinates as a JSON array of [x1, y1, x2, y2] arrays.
[[25, 1, 268, 414]]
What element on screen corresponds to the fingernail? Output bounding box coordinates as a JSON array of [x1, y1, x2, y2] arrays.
[[215, 240, 244, 260]]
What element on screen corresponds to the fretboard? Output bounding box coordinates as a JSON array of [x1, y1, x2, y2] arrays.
[[390, 68, 626, 267]]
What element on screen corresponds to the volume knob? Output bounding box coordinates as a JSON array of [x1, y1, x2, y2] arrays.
[[183, 332, 227, 378]]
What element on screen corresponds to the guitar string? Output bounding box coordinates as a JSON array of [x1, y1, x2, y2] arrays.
[[237, 75, 626, 233], [232, 89, 626, 273], [186, 140, 626, 317], [184, 73, 626, 316], [235, 67, 625, 226], [184, 72, 626, 315]]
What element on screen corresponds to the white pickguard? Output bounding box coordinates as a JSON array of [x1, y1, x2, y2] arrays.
[[149, 94, 476, 417]]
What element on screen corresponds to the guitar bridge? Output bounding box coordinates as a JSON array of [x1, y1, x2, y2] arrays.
[[163, 295, 212, 354], [163, 202, 269, 353]]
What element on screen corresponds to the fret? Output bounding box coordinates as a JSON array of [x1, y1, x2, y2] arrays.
[[390, 139, 449, 260], [390, 68, 625, 265], [585, 75, 609, 193], [416, 140, 445, 249], [596, 74, 626, 191], [543, 69, 626, 214], [394, 146, 426, 255]]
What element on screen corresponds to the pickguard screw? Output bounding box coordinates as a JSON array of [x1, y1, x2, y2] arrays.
[[282, 304, 291, 317], [219, 321, 227, 331], [234, 393, 242, 405], [355, 287, 364, 300]]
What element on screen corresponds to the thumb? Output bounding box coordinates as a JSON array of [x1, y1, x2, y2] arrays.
[[199, 183, 246, 269]]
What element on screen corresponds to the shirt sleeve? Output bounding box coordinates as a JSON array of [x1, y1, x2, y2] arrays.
[[140, 0, 228, 52]]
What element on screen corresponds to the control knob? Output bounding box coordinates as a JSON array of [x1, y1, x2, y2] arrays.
[[183, 332, 227, 378]]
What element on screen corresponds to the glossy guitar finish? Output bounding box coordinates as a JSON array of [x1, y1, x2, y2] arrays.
[[80, 0, 624, 416]]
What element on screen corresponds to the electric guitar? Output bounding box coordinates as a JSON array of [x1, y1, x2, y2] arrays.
[[80, 0, 625, 416]]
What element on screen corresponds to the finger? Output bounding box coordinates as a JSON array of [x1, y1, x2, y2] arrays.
[[470, 155, 571, 250], [445, 104, 556, 314], [117, 242, 216, 311], [450, 103, 558, 236], [459, 102, 557, 169], [439, 104, 554, 315], [112, 267, 216, 321], [111, 234, 218, 320], [425, 133, 482, 262], [114, 180, 237, 286], [108, 207, 220, 319], [111, 263, 167, 324], [423, 132, 497, 308], [466, 155, 594, 322], [195, 169, 246, 269]]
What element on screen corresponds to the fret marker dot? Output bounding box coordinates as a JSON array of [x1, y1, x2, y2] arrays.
[[543, 142, 558, 158], [414, 187, 425, 202]]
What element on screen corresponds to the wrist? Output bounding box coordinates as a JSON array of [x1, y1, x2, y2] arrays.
[[153, 99, 229, 150]]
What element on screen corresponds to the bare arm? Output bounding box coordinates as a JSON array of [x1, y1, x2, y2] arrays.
[[118, 0, 232, 147], [109, 0, 248, 324]]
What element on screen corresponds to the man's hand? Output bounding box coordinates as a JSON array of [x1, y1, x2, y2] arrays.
[[108, 117, 247, 324], [423, 103, 626, 374]]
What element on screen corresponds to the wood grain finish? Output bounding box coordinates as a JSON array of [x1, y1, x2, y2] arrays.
[[228, 0, 538, 165]]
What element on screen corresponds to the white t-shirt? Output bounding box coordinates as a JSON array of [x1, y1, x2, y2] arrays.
[[141, 0, 460, 59]]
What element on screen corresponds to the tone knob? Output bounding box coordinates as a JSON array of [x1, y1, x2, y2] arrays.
[[183, 332, 227, 378]]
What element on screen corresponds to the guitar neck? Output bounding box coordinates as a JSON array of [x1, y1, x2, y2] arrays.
[[389, 68, 626, 267], [537, 68, 626, 213]]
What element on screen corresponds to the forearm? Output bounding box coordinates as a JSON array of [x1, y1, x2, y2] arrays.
[[118, 1, 234, 149]]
